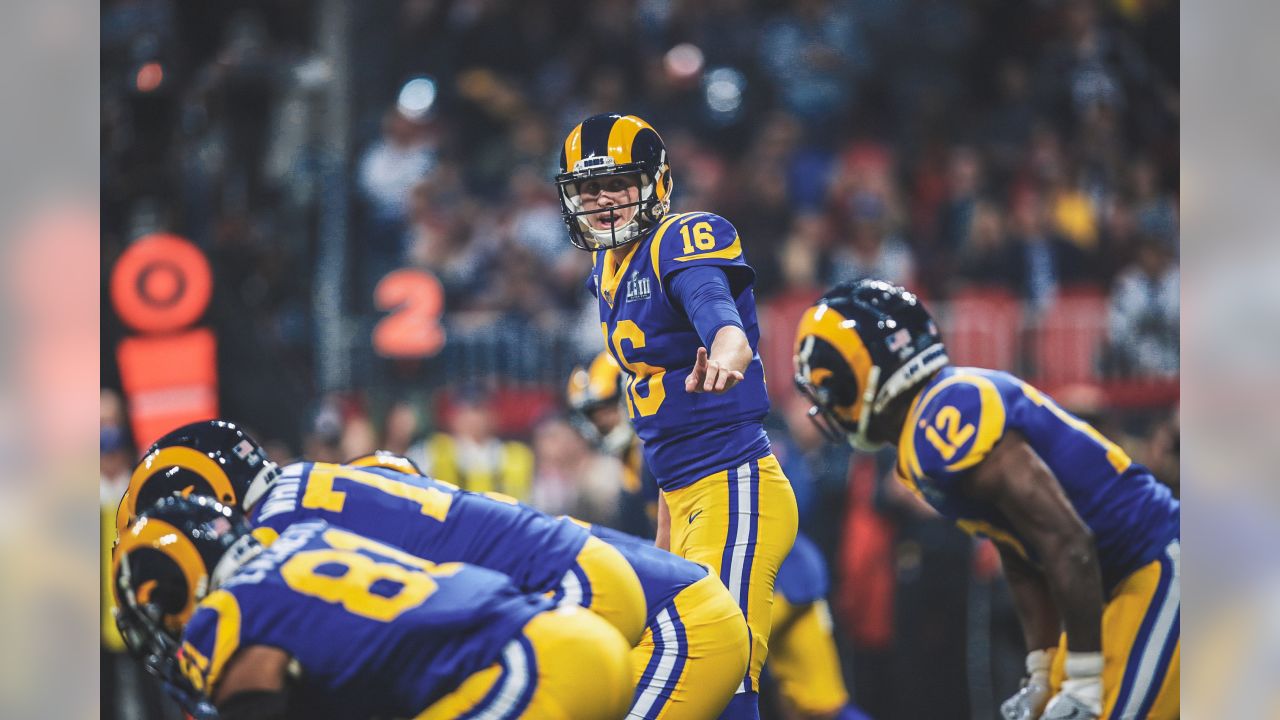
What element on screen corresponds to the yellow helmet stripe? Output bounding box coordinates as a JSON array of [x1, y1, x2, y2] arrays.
[[563, 122, 584, 172], [348, 453, 421, 476], [113, 517, 207, 628], [607, 115, 655, 166], [794, 304, 874, 422]]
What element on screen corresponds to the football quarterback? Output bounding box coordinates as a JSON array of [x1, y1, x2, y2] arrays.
[[558, 112, 798, 714]]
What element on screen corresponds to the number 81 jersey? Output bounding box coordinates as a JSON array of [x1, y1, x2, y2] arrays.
[[179, 520, 553, 718], [590, 211, 771, 490]]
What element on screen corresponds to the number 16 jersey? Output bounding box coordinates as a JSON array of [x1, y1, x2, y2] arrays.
[[590, 211, 771, 490]]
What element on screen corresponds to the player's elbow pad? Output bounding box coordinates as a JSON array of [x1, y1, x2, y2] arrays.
[[218, 689, 293, 720]]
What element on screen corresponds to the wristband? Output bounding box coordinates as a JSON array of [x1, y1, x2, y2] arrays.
[[1026, 648, 1057, 675], [1064, 651, 1104, 678]]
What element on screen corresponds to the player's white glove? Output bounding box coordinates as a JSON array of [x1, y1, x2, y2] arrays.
[[1000, 648, 1055, 720], [1041, 652, 1103, 720]]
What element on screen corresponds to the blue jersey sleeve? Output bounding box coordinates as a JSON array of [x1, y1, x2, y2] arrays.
[[178, 590, 244, 696], [903, 373, 1009, 492], [653, 212, 754, 296], [667, 265, 744, 347]]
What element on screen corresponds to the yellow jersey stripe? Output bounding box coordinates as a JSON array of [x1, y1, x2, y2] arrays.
[[673, 234, 743, 263]]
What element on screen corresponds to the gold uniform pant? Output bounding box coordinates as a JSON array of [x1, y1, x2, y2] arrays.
[[663, 453, 799, 690], [557, 534, 648, 646], [768, 596, 850, 716], [417, 604, 635, 719], [627, 572, 751, 719], [1050, 540, 1180, 720]]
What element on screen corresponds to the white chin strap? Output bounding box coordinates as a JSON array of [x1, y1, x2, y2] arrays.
[[242, 461, 280, 512], [847, 344, 950, 452], [847, 365, 883, 452], [582, 216, 642, 249], [210, 533, 264, 591]]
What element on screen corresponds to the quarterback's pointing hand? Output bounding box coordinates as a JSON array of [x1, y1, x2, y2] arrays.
[[686, 346, 744, 394]]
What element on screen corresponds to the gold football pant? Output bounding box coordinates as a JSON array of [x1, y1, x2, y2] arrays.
[[1050, 540, 1180, 719], [416, 604, 635, 719], [663, 453, 798, 690], [768, 596, 850, 716], [554, 534, 648, 646], [627, 572, 750, 719]]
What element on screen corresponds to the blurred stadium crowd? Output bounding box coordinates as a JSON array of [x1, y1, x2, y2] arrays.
[[101, 1, 1178, 718]]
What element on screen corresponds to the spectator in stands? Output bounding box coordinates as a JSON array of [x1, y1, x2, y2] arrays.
[[1005, 189, 1087, 311], [529, 416, 623, 526], [826, 190, 916, 287], [412, 389, 534, 501], [406, 167, 489, 310], [302, 396, 345, 464], [357, 103, 442, 278], [381, 399, 423, 459], [358, 104, 440, 223], [936, 146, 984, 255], [1106, 231, 1179, 376], [100, 389, 131, 511], [954, 200, 1015, 290], [758, 0, 870, 136]]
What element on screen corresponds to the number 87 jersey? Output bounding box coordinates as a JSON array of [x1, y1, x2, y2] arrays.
[[590, 211, 772, 491], [247, 461, 648, 645]]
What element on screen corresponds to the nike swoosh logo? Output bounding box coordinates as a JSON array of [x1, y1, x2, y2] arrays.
[[688, 510, 703, 524]]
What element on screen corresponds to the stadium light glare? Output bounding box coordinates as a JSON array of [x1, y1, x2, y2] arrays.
[[398, 76, 438, 120], [704, 67, 745, 117], [664, 43, 704, 81]]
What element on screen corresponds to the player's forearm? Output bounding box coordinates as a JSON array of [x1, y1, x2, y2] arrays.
[[1039, 532, 1103, 652], [709, 325, 751, 375], [999, 546, 1061, 651]]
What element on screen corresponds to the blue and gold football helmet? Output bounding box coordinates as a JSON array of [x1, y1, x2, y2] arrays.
[[346, 450, 426, 476], [556, 113, 673, 250], [112, 495, 259, 716], [116, 420, 279, 540], [566, 351, 633, 454], [793, 280, 950, 451]]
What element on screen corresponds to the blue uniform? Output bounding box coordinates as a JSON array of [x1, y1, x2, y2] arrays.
[[765, 532, 856, 717], [590, 211, 771, 489], [774, 532, 829, 607], [590, 524, 709, 615], [895, 366, 1179, 593], [179, 520, 550, 718], [587, 524, 752, 720], [250, 462, 587, 594]]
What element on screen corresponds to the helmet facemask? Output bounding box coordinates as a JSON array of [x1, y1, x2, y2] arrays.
[[556, 159, 669, 251], [794, 334, 885, 452]]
